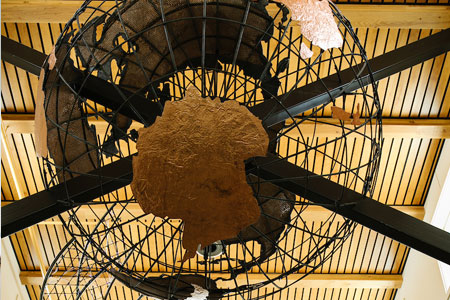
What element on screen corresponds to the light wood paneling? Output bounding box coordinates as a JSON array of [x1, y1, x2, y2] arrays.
[[335, 5, 450, 29], [22, 204, 422, 225], [20, 271, 403, 288], [26, 285, 398, 300], [4, 114, 450, 138], [2, 1, 450, 28]]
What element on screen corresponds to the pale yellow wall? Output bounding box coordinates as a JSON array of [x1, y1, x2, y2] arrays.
[[1, 238, 29, 300], [396, 250, 447, 300], [396, 140, 450, 300]]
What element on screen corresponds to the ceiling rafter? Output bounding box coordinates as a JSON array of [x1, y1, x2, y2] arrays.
[[3, 114, 450, 139], [0, 200, 425, 225], [19, 271, 403, 289], [2, 1, 449, 28]]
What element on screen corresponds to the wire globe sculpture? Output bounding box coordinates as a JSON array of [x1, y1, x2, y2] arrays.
[[40, 0, 382, 299]]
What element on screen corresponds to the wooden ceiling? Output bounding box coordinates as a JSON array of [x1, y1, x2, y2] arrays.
[[1, 0, 450, 299]]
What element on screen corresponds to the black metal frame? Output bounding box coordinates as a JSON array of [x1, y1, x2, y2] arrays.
[[2, 26, 450, 266]]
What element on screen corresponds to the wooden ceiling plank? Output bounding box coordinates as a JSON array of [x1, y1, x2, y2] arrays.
[[7, 204, 421, 225], [435, 54, 450, 118], [2, 2, 449, 29], [19, 270, 403, 289], [337, 5, 450, 29], [4, 114, 450, 139]]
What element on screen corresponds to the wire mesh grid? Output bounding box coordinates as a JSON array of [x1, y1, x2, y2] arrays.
[[39, 0, 382, 299]]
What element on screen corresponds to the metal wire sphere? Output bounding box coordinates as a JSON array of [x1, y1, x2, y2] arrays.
[[40, 0, 382, 299]]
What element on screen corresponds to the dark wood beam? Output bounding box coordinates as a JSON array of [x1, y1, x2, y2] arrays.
[[1, 36, 46, 76], [246, 156, 450, 265], [1, 35, 163, 124], [250, 28, 450, 127], [1, 157, 133, 237]]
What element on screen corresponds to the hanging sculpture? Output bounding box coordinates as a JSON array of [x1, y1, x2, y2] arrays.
[[36, 0, 382, 299]]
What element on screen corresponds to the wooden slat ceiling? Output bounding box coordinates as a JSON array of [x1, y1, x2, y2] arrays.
[[1, 1, 449, 300]]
